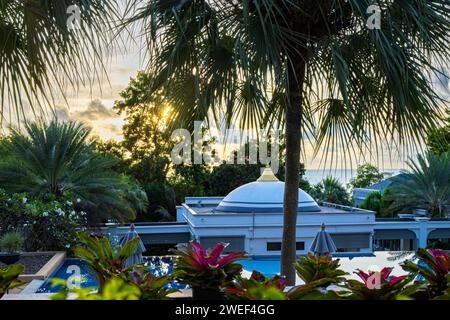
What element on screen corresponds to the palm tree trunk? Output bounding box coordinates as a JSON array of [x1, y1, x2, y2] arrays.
[[280, 58, 306, 285]]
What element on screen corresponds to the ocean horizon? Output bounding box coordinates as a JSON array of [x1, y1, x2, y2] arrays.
[[304, 168, 402, 185]]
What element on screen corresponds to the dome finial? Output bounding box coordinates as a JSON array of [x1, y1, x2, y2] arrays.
[[257, 166, 279, 182]]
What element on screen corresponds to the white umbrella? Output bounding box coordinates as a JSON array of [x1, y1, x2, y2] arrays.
[[309, 223, 337, 256], [119, 224, 146, 268]]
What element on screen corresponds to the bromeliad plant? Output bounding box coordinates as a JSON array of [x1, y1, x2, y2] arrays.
[[52, 271, 178, 300], [171, 241, 245, 291], [0, 264, 25, 298], [129, 266, 178, 300], [402, 248, 450, 299], [295, 253, 348, 288], [345, 267, 413, 300], [226, 271, 287, 300], [51, 277, 142, 300], [73, 232, 141, 292]]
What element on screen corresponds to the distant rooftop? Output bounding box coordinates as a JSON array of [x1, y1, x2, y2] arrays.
[[368, 173, 410, 191]]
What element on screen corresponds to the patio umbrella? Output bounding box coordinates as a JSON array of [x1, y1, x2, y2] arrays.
[[119, 224, 146, 268], [309, 223, 337, 256]]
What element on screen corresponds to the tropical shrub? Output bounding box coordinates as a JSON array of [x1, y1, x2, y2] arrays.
[[226, 271, 287, 300], [73, 232, 141, 292], [0, 120, 137, 224], [0, 190, 87, 251], [171, 241, 245, 291], [0, 232, 24, 253], [344, 267, 413, 300], [348, 164, 387, 190], [0, 264, 24, 298], [402, 248, 450, 299], [129, 267, 178, 300], [295, 253, 348, 287], [359, 191, 383, 215], [386, 152, 450, 217], [310, 176, 351, 206]]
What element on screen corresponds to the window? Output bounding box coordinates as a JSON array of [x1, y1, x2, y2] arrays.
[[267, 242, 304, 251]]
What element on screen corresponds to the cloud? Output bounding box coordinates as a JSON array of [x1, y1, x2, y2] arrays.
[[53, 106, 70, 122], [72, 99, 117, 122]]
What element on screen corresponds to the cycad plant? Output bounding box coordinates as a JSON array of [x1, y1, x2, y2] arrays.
[[124, 0, 450, 284], [386, 152, 450, 217], [310, 176, 351, 206], [0, 120, 136, 223]]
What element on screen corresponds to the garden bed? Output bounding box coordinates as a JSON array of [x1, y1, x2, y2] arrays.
[[0, 252, 66, 281]]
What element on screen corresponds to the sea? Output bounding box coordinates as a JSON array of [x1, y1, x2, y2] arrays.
[[304, 168, 402, 185]]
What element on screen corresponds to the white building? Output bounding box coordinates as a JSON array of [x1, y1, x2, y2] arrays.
[[177, 167, 375, 256], [106, 167, 450, 255]]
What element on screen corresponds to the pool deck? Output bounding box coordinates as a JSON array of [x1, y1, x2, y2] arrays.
[[1, 289, 193, 300]]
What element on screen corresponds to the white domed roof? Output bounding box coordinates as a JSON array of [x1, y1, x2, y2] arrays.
[[215, 167, 321, 213]]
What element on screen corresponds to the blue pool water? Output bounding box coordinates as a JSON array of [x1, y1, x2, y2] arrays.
[[37, 256, 187, 293]]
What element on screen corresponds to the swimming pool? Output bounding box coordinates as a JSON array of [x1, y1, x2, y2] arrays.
[[37, 251, 418, 293], [37, 256, 187, 293]]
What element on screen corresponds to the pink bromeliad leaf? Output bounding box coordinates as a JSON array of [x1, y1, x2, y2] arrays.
[[429, 249, 449, 259], [187, 242, 209, 271], [354, 269, 370, 284], [388, 275, 406, 287], [207, 242, 226, 265], [217, 252, 245, 268], [191, 240, 207, 258], [380, 267, 393, 280], [276, 277, 287, 290]]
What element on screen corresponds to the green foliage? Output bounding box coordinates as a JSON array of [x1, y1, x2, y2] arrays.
[[0, 190, 87, 251], [0, 231, 24, 253], [121, 176, 149, 216], [359, 189, 399, 218], [73, 232, 141, 292], [171, 241, 245, 291], [0, 264, 25, 298], [386, 152, 450, 217], [287, 278, 343, 300], [207, 163, 262, 196], [344, 278, 413, 300], [402, 248, 450, 299], [295, 253, 348, 287], [348, 164, 387, 190], [226, 271, 287, 300], [0, 0, 118, 123], [51, 277, 141, 300], [310, 176, 351, 205], [129, 266, 178, 300], [359, 191, 383, 215], [426, 109, 450, 156], [0, 120, 136, 224]]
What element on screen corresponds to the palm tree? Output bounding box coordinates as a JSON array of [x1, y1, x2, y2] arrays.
[[0, 120, 136, 223], [310, 176, 351, 206], [0, 0, 118, 122], [124, 1, 450, 284], [387, 152, 450, 218]]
